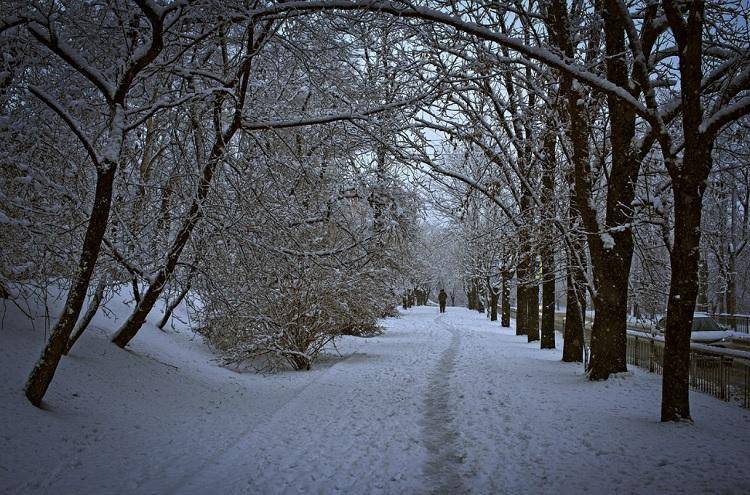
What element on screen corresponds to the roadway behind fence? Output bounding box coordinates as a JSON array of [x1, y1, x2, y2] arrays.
[[711, 313, 750, 334]]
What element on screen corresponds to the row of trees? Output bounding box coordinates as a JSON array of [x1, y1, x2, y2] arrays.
[[3, 0, 749, 423], [372, 0, 750, 422]]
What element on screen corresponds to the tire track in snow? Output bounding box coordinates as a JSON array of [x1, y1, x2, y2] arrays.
[[422, 316, 467, 493]]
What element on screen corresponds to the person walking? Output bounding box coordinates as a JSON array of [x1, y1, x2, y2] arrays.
[[438, 288, 447, 313]]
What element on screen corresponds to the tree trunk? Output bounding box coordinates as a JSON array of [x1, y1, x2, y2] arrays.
[[660, 0, 712, 422], [562, 264, 586, 362], [527, 276, 540, 343], [64, 277, 107, 355], [540, 123, 556, 349], [544, 0, 635, 377], [24, 166, 116, 406], [501, 270, 511, 327], [727, 250, 736, 315], [111, 97, 244, 348], [131, 278, 141, 303], [541, 254, 555, 349], [466, 284, 476, 310], [516, 261, 528, 336], [488, 281, 499, 322], [587, 245, 631, 378], [157, 284, 190, 330], [584, 0, 638, 380], [661, 138, 711, 421], [475, 279, 485, 313], [697, 254, 709, 312], [661, 179, 705, 421]]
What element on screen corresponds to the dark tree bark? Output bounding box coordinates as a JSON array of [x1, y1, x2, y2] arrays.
[[540, 123, 557, 349], [527, 269, 540, 343], [488, 278, 499, 321], [501, 269, 511, 327], [583, 0, 638, 379], [64, 276, 107, 355], [111, 150, 219, 348], [587, 250, 631, 377], [25, 166, 117, 406], [23, 2, 169, 405], [726, 250, 736, 315], [467, 278, 482, 311], [131, 278, 141, 304], [157, 262, 197, 329], [662, 161, 710, 421], [660, 0, 713, 421], [467, 282, 476, 310], [475, 279, 485, 313], [697, 254, 709, 312], [516, 259, 529, 336], [545, 0, 586, 364], [541, 257, 556, 349], [157, 284, 190, 330], [562, 260, 586, 362], [545, 0, 637, 378]]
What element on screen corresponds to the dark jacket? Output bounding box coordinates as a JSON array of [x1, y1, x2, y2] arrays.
[[438, 290, 447, 303]]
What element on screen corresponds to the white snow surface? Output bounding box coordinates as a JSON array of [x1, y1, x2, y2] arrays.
[[1, 297, 750, 494]]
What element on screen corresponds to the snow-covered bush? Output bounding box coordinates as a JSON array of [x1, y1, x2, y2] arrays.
[[198, 256, 391, 370], [192, 120, 418, 369]]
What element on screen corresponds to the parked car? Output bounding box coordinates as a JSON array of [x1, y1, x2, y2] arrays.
[[655, 312, 729, 343]]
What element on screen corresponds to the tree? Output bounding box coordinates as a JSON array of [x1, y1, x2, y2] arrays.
[[11, 1, 190, 407]]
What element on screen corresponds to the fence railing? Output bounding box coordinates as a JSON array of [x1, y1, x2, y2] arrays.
[[710, 313, 750, 334], [614, 333, 749, 409], [514, 308, 750, 408]]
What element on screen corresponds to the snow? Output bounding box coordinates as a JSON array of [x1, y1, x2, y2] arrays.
[[601, 232, 615, 250], [1, 298, 749, 494]]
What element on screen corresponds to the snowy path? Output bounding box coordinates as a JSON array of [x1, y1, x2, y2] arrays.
[[422, 317, 466, 493], [3, 303, 750, 494], [167, 310, 443, 494]]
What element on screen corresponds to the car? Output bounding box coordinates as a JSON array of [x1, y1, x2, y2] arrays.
[[654, 312, 730, 344]]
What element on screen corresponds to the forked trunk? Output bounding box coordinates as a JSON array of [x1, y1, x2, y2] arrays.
[[24, 166, 116, 406]]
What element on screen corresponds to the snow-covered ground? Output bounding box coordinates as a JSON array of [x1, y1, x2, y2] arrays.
[[2, 297, 749, 494]]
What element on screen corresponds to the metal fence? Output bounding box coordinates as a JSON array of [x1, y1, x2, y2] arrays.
[[624, 333, 750, 409], [518, 308, 749, 408]]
